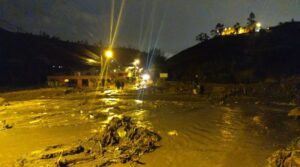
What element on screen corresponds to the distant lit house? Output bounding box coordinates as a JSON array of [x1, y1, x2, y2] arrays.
[[221, 22, 262, 36], [221, 27, 250, 36]]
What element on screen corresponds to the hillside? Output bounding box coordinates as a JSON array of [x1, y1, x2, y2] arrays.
[[167, 21, 300, 83], [0, 28, 143, 87]]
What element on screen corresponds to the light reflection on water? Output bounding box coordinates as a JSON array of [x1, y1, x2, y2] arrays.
[[99, 97, 151, 128], [220, 107, 237, 142], [1, 97, 299, 167], [100, 97, 119, 106]]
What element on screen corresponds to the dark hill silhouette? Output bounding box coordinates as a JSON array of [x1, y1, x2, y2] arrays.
[[167, 21, 300, 83], [0, 28, 144, 87]]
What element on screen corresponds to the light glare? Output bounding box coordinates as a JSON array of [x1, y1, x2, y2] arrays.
[[105, 50, 113, 58], [142, 73, 150, 81]]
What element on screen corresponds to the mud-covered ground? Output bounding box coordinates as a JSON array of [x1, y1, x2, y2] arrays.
[[0, 87, 300, 167]]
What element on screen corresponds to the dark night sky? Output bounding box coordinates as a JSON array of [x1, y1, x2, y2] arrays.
[[1, 0, 300, 56]]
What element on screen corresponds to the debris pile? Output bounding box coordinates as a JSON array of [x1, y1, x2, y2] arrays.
[[265, 137, 300, 167], [0, 120, 13, 130], [288, 107, 300, 119], [16, 116, 161, 167]]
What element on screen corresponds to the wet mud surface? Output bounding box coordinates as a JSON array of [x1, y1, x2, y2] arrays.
[[1, 88, 300, 166]]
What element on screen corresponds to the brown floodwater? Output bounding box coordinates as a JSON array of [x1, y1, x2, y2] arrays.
[[140, 101, 300, 167], [0, 92, 300, 167]]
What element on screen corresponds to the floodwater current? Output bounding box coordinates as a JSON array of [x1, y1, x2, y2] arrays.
[[141, 100, 300, 167], [0, 95, 299, 167]]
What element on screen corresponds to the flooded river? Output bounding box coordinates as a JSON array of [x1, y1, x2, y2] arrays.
[[0, 92, 300, 166], [141, 100, 300, 167]]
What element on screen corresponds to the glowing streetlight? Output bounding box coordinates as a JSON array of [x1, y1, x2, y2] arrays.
[[101, 49, 113, 89], [142, 73, 150, 81], [105, 50, 113, 58], [133, 59, 140, 66], [256, 22, 262, 28], [255, 22, 262, 32]]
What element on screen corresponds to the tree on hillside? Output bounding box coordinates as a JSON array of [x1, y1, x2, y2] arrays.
[[196, 33, 209, 42], [210, 29, 218, 37], [51, 36, 61, 41], [40, 31, 50, 39], [216, 23, 225, 35], [233, 22, 241, 34], [210, 23, 225, 37], [247, 12, 256, 26]]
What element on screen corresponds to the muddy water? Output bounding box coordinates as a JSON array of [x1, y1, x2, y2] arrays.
[[0, 98, 105, 166], [1, 96, 300, 167], [138, 101, 300, 167], [0, 124, 95, 166]]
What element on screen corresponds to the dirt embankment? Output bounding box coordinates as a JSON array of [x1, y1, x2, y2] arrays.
[[148, 81, 300, 105]]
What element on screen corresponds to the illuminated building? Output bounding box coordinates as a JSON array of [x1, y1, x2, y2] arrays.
[[221, 22, 262, 36]]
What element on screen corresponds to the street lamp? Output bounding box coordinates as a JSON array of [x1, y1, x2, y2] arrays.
[[255, 22, 262, 32], [105, 50, 113, 59], [142, 73, 150, 81], [256, 22, 262, 28], [133, 59, 140, 66], [102, 49, 113, 89]]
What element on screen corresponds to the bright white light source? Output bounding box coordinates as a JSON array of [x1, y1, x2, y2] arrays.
[[133, 59, 140, 66], [105, 50, 113, 58], [135, 100, 143, 104], [104, 90, 112, 94], [255, 22, 262, 32], [142, 73, 150, 81], [256, 22, 262, 28]]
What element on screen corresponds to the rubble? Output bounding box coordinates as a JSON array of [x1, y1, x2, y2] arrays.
[[265, 137, 300, 167], [16, 116, 161, 167], [288, 107, 300, 119], [0, 120, 13, 130]]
